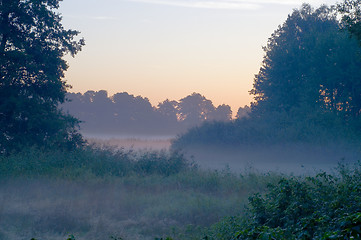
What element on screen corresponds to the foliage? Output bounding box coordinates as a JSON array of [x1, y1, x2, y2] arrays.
[[172, 113, 361, 150], [203, 162, 361, 239], [177, 93, 231, 127], [0, 0, 85, 153], [22, 161, 361, 238], [338, 0, 361, 44], [0, 145, 191, 178], [19, 156, 361, 239], [172, 4, 361, 149], [251, 4, 361, 122], [0, 146, 278, 240]]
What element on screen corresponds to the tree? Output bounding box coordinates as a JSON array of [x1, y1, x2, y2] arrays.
[[251, 4, 361, 121], [338, 0, 361, 44], [208, 104, 232, 122], [236, 106, 250, 119], [172, 4, 361, 148], [0, 0, 85, 153], [157, 99, 179, 123], [178, 93, 215, 126]]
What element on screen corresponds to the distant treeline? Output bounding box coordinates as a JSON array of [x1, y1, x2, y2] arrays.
[[61, 91, 250, 136]]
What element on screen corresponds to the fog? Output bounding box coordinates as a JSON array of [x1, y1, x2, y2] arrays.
[[0, 178, 176, 240], [2, 135, 359, 240], [87, 135, 359, 175], [180, 143, 359, 175], [84, 134, 173, 151], [3, 1, 361, 239]]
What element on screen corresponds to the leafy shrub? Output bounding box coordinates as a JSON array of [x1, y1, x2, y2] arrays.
[[204, 162, 361, 239]]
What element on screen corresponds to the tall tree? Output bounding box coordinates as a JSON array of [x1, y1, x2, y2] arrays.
[[0, 0, 85, 153], [251, 4, 361, 121], [338, 0, 361, 44]]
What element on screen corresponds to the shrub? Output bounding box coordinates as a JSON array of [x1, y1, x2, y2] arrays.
[[204, 162, 361, 239]]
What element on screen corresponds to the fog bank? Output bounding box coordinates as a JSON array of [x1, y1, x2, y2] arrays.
[[180, 143, 360, 175]]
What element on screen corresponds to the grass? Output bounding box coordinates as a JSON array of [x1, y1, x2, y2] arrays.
[[0, 146, 281, 240], [2, 145, 359, 239]]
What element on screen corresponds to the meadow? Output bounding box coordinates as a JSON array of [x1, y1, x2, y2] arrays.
[[1, 141, 361, 240], [0, 146, 281, 240], [2, 1, 361, 239]]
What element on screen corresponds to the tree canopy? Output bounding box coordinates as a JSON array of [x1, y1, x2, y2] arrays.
[[173, 3, 361, 148], [0, 0, 85, 153], [251, 4, 361, 125], [338, 0, 361, 44]]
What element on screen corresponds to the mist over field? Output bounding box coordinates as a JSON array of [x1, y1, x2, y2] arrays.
[[3, 1, 361, 240], [1, 135, 360, 239], [0, 148, 272, 240], [84, 134, 359, 175], [85, 135, 173, 151], [178, 143, 359, 174]]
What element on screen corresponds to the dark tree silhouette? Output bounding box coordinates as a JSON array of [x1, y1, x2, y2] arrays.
[[112, 92, 156, 132], [173, 4, 361, 148], [112, 92, 136, 124], [84, 90, 113, 128], [62, 91, 233, 136], [157, 99, 178, 122], [178, 93, 215, 126], [236, 106, 250, 119], [251, 4, 361, 121], [209, 104, 232, 122], [0, 0, 85, 153]]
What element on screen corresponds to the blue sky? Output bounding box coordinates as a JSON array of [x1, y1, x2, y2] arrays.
[[59, 0, 339, 114]]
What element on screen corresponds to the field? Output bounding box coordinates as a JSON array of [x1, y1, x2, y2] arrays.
[[0, 146, 280, 240], [1, 138, 360, 240], [85, 135, 172, 151]]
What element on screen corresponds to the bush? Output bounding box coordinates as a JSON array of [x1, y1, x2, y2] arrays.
[[204, 162, 361, 239]]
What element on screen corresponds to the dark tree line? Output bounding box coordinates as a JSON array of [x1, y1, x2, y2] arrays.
[[173, 2, 361, 148], [61, 91, 245, 136], [3, 0, 360, 153]]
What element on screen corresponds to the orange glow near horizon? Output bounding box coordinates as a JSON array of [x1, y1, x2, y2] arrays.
[[60, 0, 337, 116]]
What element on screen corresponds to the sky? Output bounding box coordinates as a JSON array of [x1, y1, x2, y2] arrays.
[[59, 0, 339, 114]]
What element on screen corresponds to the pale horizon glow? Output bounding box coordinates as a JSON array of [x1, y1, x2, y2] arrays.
[[126, 0, 334, 10], [60, 0, 339, 115], [127, 0, 260, 10]]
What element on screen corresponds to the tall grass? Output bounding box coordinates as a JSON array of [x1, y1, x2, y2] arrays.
[[3, 146, 357, 239], [0, 146, 189, 179], [0, 146, 281, 240]]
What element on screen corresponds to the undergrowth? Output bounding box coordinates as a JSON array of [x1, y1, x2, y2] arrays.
[[203, 162, 361, 239], [0, 146, 279, 240], [0, 146, 190, 179], [2, 147, 359, 239]]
